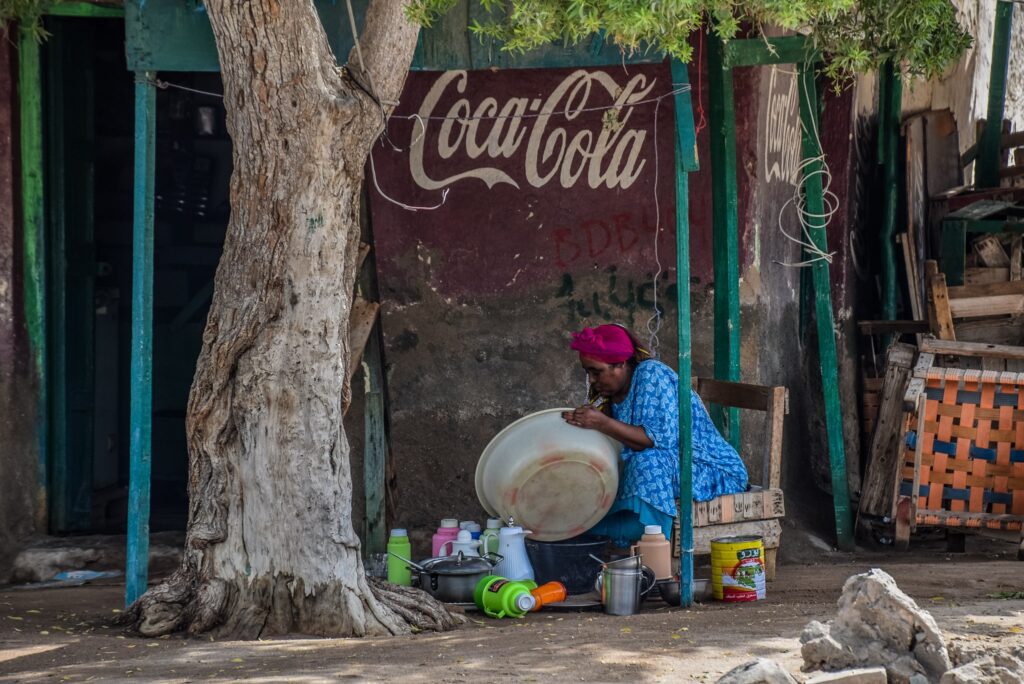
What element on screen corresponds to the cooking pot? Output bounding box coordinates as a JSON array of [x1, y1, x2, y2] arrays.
[[413, 552, 503, 604]]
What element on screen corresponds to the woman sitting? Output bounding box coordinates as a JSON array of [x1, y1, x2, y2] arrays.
[[562, 324, 748, 547]]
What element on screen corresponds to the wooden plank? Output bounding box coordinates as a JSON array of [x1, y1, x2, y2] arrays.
[[948, 294, 1024, 319], [965, 267, 1010, 285], [859, 343, 916, 518], [126, 72, 157, 607], [955, 317, 1024, 345], [763, 387, 786, 490], [974, 235, 1010, 267], [923, 110, 963, 198], [857, 320, 930, 335], [918, 338, 1024, 361], [927, 265, 956, 340], [905, 119, 927, 312], [961, 130, 1024, 167], [691, 489, 786, 526], [948, 279, 1024, 299], [674, 518, 783, 557], [899, 233, 923, 322], [1011, 236, 1021, 281], [707, 34, 741, 448], [694, 377, 778, 413], [345, 296, 380, 393]]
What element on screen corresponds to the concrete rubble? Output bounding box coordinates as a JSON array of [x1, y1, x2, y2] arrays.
[[800, 568, 950, 683], [716, 658, 798, 684], [943, 642, 1024, 684], [805, 667, 888, 684]]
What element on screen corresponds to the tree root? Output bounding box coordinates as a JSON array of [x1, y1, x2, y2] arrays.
[[368, 577, 467, 632], [117, 570, 465, 638]]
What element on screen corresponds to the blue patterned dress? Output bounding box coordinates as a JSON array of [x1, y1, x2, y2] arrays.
[[587, 359, 749, 546]]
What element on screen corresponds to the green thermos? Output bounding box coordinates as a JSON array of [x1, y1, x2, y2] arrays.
[[386, 528, 412, 586], [474, 575, 538, 618]]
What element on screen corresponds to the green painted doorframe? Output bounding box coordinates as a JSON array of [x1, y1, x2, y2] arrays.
[[17, 29, 48, 531], [705, 34, 853, 550]]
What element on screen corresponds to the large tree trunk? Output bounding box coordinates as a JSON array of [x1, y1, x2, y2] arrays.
[[124, 0, 461, 638]]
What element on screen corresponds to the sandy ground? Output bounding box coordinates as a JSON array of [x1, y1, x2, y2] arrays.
[[2, 543, 1024, 683]]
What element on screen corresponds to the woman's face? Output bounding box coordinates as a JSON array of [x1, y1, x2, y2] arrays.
[[580, 355, 630, 397]]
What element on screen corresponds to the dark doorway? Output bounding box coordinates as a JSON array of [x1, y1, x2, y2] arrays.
[[44, 17, 230, 533]]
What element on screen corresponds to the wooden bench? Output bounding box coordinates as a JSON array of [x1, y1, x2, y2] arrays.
[[896, 342, 1024, 556], [672, 378, 788, 580]]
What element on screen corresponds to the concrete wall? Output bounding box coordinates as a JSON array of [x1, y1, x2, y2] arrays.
[[367, 57, 859, 548], [0, 38, 40, 583]]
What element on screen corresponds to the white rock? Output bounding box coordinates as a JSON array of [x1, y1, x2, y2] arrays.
[[805, 667, 887, 684], [800, 569, 951, 682], [940, 654, 1024, 684], [717, 658, 798, 684]]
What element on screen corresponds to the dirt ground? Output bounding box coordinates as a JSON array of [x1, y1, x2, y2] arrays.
[[2, 539, 1024, 683]]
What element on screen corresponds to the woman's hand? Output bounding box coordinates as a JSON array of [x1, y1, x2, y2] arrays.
[[562, 406, 608, 430]]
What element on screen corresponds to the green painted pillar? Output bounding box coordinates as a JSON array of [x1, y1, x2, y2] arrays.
[[976, 0, 1014, 189], [706, 34, 740, 450], [671, 58, 698, 608], [18, 29, 48, 529], [797, 65, 854, 551], [878, 61, 902, 321], [126, 72, 157, 606]]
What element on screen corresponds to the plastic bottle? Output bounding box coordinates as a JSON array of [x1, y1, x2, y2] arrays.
[[459, 520, 476, 531], [631, 524, 672, 580], [466, 522, 482, 540], [529, 581, 567, 611], [480, 518, 502, 555], [386, 528, 412, 586], [474, 575, 538, 618], [432, 518, 460, 557]]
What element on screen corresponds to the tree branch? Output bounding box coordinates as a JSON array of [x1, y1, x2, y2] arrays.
[[347, 0, 421, 113]]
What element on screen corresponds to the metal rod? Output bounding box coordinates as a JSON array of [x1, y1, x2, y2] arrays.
[[126, 71, 157, 606]]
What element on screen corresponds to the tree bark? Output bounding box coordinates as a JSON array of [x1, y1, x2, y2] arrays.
[[124, 0, 460, 638]]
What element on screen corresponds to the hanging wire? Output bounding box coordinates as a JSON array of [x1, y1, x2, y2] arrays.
[[772, 64, 838, 269]]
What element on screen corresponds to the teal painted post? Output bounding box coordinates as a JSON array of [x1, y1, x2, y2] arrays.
[[976, 1, 1014, 189], [797, 65, 853, 551], [126, 72, 156, 606], [706, 34, 740, 450], [363, 328, 388, 557], [671, 58, 698, 608], [18, 30, 48, 529], [878, 61, 902, 321]]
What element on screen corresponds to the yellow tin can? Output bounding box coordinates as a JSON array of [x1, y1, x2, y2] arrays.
[[710, 535, 765, 602]]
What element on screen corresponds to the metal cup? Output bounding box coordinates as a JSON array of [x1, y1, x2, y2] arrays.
[[596, 565, 656, 616]]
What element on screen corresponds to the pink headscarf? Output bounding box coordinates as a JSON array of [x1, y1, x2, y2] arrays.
[[570, 325, 635, 364]]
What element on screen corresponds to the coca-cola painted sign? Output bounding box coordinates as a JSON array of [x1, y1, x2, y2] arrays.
[[370, 64, 678, 299]]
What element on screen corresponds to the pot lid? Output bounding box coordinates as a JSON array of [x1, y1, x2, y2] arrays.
[[420, 553, 493, 575]]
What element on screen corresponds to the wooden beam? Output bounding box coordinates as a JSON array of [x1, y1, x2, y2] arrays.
[[919, 338, 1024, 361], [763, 388, 786, 490], [949, 279, 1024, 299], [693, 377, 783, 413], [722, 35, 817, 67], [707, 33, 741, 449], [671, 56, 696, 609], [949, 294, 1024, 318], [798, 64, 853, 551], [859, 343, 916, 519], [126, 72, 157, 607]]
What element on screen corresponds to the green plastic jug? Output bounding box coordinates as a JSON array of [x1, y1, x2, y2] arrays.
[[386, 528, 412, 586], [474, 575, 538, 618]]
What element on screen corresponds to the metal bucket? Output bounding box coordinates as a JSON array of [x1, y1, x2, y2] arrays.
[[596, 565, 656, 616]]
